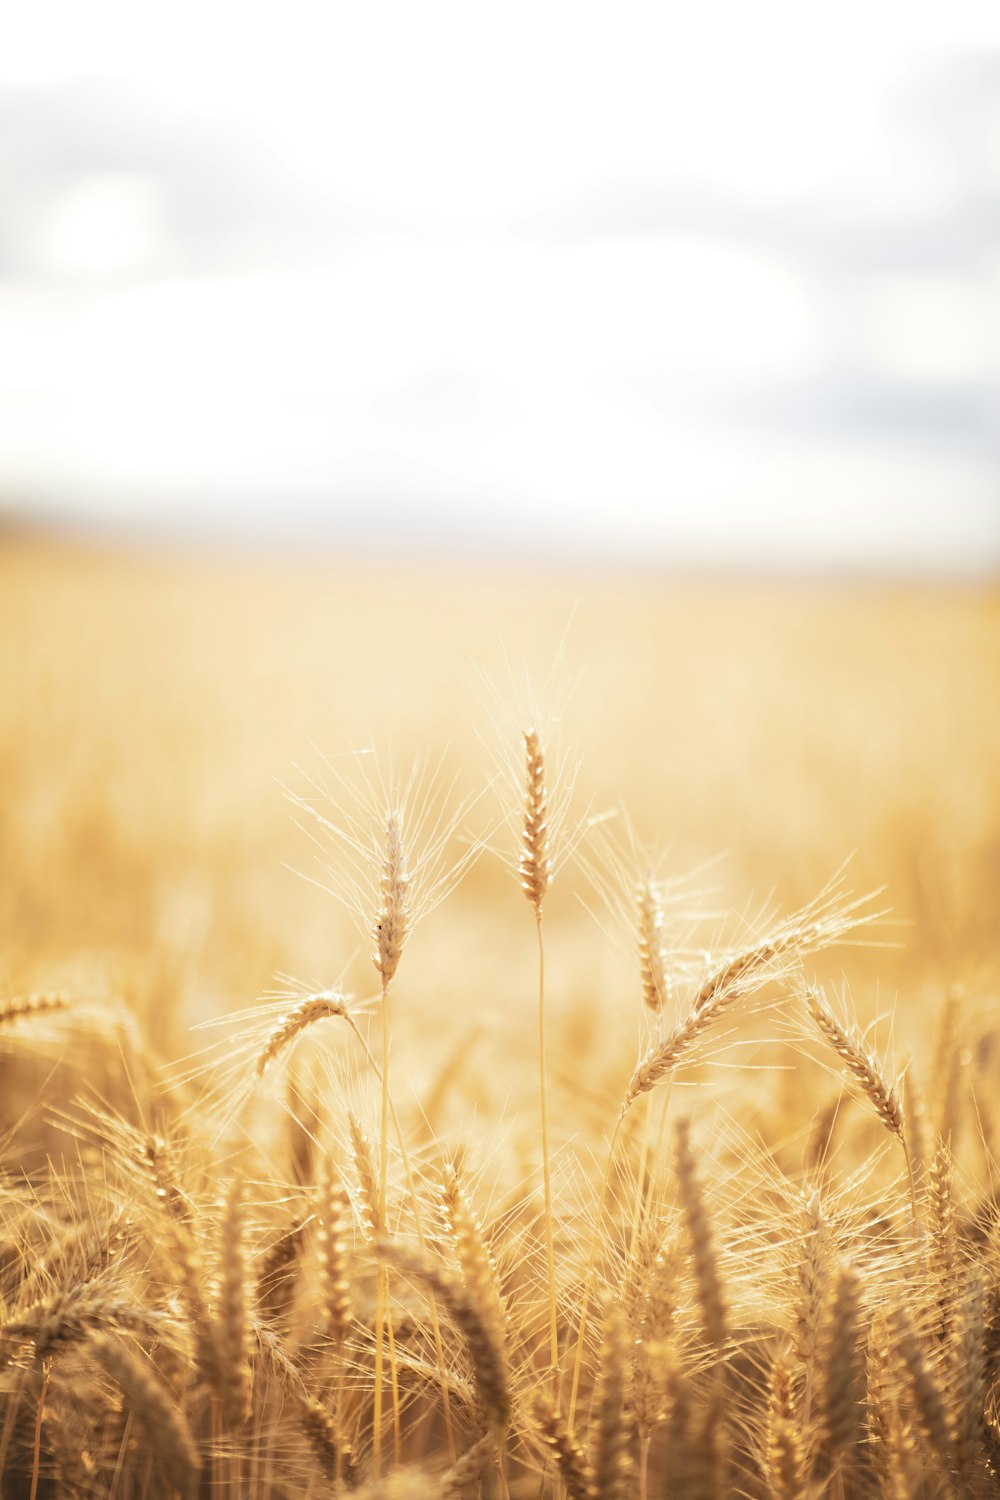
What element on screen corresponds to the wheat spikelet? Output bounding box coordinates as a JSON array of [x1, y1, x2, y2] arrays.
[[375, 1240, 510, 1431], [519, 729, 552, 913], [589, 1297, 629, 1500], [213, 1177, 251, 1428], [674, 1119, 728, 1355], [637, 874, 669, 1014], [0, 993, 70, 1027], [764, 1347, 805, 1500], [534, 1399, 590, 1500], [300, 1393, 359, 1485], [349, 1112, 383, 1240], [803, 987, 905, 1143], [88, 1331, 200, 1496], [316, 1162, 353, 1346], [256, 990, 349, 1076]]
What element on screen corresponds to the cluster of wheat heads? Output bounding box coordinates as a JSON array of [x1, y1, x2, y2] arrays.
[[1, 726, 999, 1499]]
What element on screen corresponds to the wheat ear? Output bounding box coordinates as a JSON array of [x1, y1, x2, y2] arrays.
[[818, 1261, 864, 1474], [372, 810, 410, 985], [534, 1399, 591, 1500], [375, 1240, 510, 1432], [520, 728, 552, 912], [894, 1306, 953, 1459], [927, 1138, 956, 1343], [764, 1347, 805, 1500], [804, 988, 904, 1139], [866, 1314, 913, 1500], [88, 1332, 200, 1496], [803, 986, 915, 1223], [637, 874, 670, 1014], [0, 993, 70, 1026], [589, 1297, 630, 1500], [440, 1165, 504, 1333], [256, 1214, 305, 1322], [213, 1177, 251, 1429], [621, 933, 800, 1116], [442, 1433, 495, 1497], [141, 1135, 217, 1384], [951, 1266, 987, 1485], [300, 1394, 359, 1486], [674, 1119, 728, 1355], [348, 1112, 383, 1240], [316, 1161, 353, 1346], [256, 991, 349, 1076], [0, 1285, 162, 1365], [794, 1191, 831, 1429]]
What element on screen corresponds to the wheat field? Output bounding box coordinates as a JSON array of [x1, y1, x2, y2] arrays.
[[2, 535, 1000, 1498]]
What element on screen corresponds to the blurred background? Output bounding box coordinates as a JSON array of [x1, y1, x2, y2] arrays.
[[2, 4, 999, 1051], [1, 2, 997, 571]]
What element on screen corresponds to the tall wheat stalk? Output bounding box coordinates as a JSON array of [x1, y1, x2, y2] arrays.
[[519, 727, 559, 1394]]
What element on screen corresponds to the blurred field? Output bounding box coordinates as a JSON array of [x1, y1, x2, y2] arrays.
[[2, 535, 1000, 1497], [3, 535, 998, 1021]]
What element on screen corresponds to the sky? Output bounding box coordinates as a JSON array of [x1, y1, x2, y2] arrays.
[[1, 2, 998, 572]]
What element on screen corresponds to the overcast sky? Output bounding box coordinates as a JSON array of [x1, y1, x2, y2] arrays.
[[1, 2, 998, 572]]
